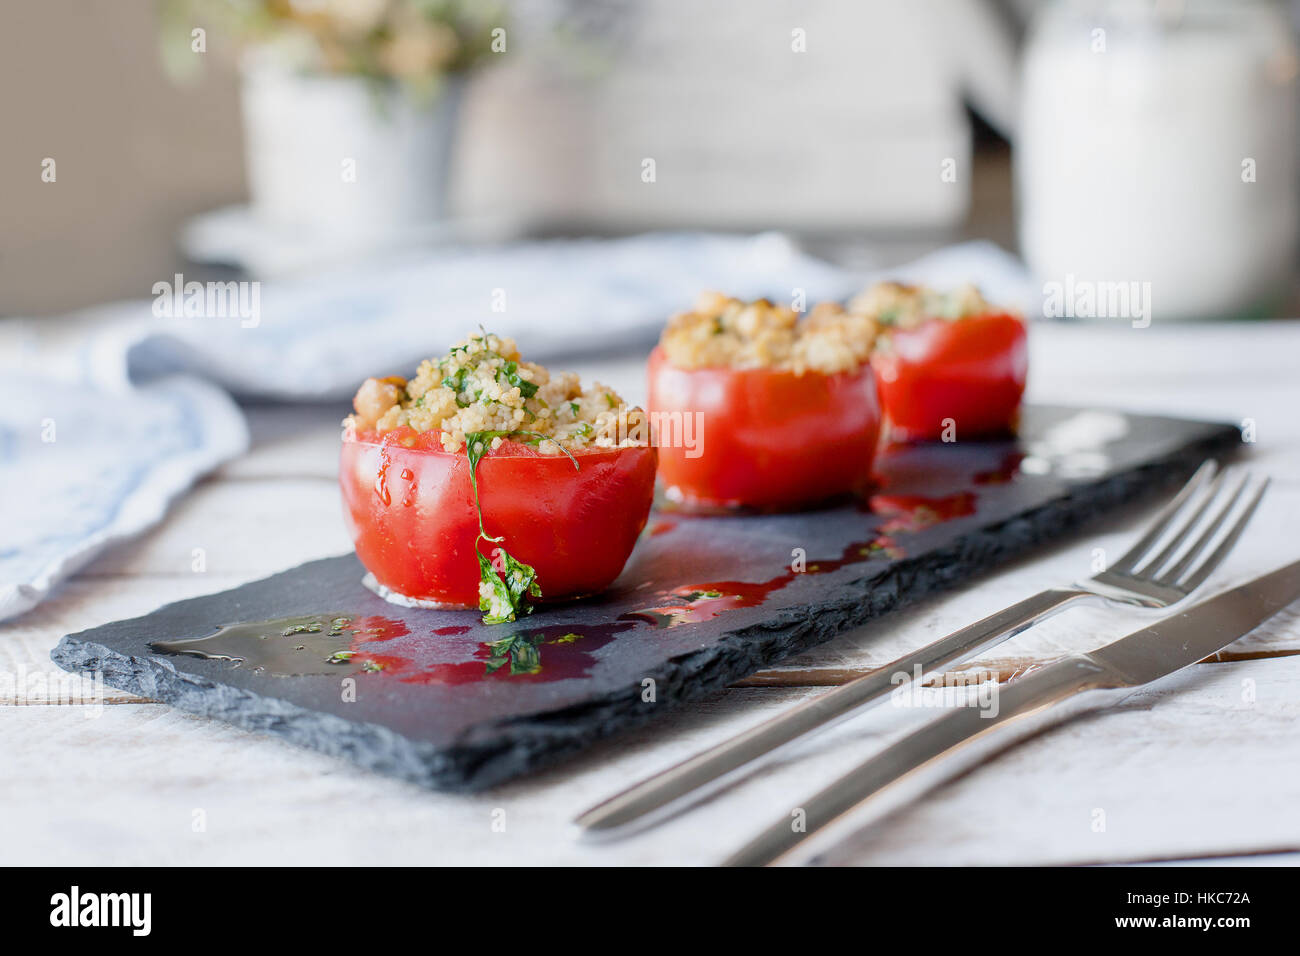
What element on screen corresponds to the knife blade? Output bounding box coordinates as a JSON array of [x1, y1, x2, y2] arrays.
[[724, 558, 1300, 867]]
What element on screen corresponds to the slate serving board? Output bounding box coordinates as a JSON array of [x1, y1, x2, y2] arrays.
[[52, 406, 1240, 791]]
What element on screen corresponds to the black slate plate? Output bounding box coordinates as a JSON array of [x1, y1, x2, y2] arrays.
[[52, 406, 1240, 791]]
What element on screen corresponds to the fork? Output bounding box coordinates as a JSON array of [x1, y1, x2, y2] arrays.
[[576, 460, 1268, 836]]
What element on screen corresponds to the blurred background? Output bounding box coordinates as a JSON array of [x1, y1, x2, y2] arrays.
[[0, 1, 1059, 314], [3, 0, 1299, 319]]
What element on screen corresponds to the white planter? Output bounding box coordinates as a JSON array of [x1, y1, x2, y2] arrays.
[[240, 64, 462, 240]]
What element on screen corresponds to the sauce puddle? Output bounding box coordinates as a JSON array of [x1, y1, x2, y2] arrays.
[[149, 613, 410, 677], [623, 491, 975, 628], [149, 614, 625, 683]]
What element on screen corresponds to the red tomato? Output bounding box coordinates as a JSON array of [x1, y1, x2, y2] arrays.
[[871, 312, 1027, 442], [646, 346, 882, 510], [340, 428, 657, 609]]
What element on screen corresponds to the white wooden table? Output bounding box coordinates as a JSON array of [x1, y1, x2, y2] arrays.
[[4, 320, 1300, 866]]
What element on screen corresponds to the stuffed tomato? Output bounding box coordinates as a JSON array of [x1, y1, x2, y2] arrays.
[[341, 429, 656, 610], [340, 332, 656, 621], [647, 295, 882, 510], [855, 282, 1027, 442]]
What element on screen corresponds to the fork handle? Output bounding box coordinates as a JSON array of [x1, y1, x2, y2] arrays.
[[576, 587, 1092, 836], [723, 655, 1134, 866]]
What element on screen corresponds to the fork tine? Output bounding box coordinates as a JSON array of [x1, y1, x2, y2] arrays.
[[1134, 468, 1234, 577], [1157, 472, 1252, 586], [1110, 460, 1218, 574], [1173, 476, 1270, 594]]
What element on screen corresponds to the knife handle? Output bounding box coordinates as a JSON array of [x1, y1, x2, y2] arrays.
[[577, 587, 1093, 836], [723, 655, 1132, 866]]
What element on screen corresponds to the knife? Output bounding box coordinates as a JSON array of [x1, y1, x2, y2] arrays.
[[723, 558, 1300, 866]]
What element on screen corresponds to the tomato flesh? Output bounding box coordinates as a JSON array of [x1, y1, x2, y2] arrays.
[[872, 312, 1027, 442], [339, 428, 657, 608], [647, 347, 882, 510]]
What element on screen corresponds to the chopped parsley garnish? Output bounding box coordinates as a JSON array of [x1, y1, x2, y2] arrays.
[[441, 367, 477, 407], [464, 425, 579, 625], [477, 550, 541, 625], [497, 360, 539, 398]]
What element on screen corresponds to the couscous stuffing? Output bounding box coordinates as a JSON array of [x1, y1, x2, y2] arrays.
[[346, 331, 648, 454], [848, 281, 996, 329], [658, 292, 879, 375]]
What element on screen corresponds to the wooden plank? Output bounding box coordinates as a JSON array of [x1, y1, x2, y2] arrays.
[[79, 478, 351, 578], [0, 575, 257, 705], [2, 656, 1298, 865]]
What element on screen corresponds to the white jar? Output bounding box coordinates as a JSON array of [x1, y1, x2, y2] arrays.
[[240, 61, 462, 240], [1018, 0, 1299, 321]]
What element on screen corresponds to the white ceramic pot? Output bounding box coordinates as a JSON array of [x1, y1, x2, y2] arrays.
[[240, 63, 462, 239]]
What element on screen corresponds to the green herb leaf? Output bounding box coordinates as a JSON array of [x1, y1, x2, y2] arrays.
[[497, 360, 539, 398], [464, 430, 512, 542], [441, 368, 476, 407], [477, 548, 541, 625]]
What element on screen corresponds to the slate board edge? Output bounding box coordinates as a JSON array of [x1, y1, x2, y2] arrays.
[[51, 423, 1242, 792]]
